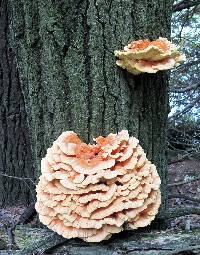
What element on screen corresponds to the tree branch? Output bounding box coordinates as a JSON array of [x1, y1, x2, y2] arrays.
[[0, 171, 36, 186], [158, 207, 200, 220], [173, 59, 200, 72], [171, 82, 200, 93], [168, 193, 200, 203], [173, 0, 200, 12], [0, 172, 36, 202], [168, 175, 200, 187], [169, 95, 200, 120]]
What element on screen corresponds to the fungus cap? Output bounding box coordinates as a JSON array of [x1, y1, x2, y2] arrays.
[[36, 130, 161, 242], [114, 37, 185, 74]]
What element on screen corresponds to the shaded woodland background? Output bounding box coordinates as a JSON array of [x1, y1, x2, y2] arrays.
[[168, 1, 200, 162]]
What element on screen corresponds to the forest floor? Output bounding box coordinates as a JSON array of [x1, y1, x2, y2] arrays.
[[0, 159, 200, 231], [167, 159, 200, 230]]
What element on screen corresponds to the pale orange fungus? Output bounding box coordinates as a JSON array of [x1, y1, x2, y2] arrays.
[[114, 37, 185, 74], [35, 130, 161, 242]]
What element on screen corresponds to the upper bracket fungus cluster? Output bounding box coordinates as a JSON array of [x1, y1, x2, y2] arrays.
[[114, 37, 185, 74], [36, 130, 161, 242]]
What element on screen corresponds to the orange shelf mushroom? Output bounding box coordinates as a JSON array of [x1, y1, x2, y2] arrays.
[[114, 37, 185, 74], [35, 130, 161, 242]]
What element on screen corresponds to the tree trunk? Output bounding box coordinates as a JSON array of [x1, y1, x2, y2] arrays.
[[0, 0, 34, 206], [8, 0, 173, 211]]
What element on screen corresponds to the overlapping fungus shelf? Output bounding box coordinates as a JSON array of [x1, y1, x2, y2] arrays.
[[35, 130, 161, 242], [114, 37, 185, 74]]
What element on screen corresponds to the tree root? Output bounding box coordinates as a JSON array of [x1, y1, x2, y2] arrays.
[[158, 207, 200, 220], [168, 193, 200, 203], [3, 204, 200, 254], [6, 202, 36, 250], [1, 226, 200, 255], [168, 175, 200, 187]]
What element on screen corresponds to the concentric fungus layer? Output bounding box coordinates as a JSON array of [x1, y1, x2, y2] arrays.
[[114, 37, 185, 74], [35, 130, 161, 242]]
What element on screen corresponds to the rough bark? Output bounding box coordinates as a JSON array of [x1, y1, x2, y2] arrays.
[[0, 0, 34, 206], [8, 0, 173, 211], [1, 226, 200, 254]]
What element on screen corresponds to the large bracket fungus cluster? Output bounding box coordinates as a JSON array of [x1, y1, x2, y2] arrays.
[[114, 37, 185, 74], [35, 130, 161, 242]]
